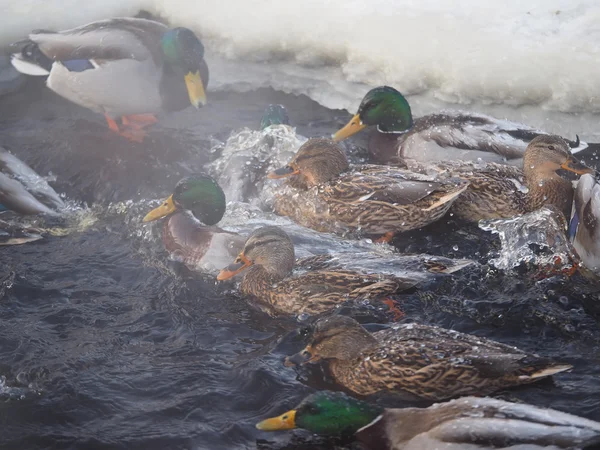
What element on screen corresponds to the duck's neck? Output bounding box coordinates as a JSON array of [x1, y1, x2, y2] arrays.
[[240, 265, 289, 297], [524, 172, 574, 219], [368, 129, 403, 164]]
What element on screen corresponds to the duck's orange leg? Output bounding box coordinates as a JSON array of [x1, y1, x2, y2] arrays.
[[103, 114, 146, 143], [122, 114, 158, 130], [375, 232, 395, 244], [381, 297, 405, 321]]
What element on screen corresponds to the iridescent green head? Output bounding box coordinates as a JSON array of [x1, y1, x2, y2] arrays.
[[161, 27, 208, 108], [333, 86, 413, 141], [143, 174, 226, 226], [260, 104, 290, 130], [256, 391, 383, 436]]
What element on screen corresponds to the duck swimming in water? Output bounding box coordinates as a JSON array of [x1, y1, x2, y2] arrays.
[[11, 18, 209, 142], [143, 175, 244, 274], [333, 86, 588, 164], [417, 135, 595, 223], [256, 391, 600, 450], [284, 315, 571, 400], [267, 138, 468, 242], [216, 226, 418, 318]]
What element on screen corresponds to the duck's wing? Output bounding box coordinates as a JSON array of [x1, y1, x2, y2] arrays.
[[406, 111, 584, 160], [365, 323, 569, 378], [327, 166, 460, 206], [571, 173, 600, 273], [0, 147, 64, 210], [379, 397, 600, 450], [17, 18, 167, 66]]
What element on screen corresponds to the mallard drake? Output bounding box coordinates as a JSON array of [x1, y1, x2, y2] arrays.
[[267, 138, 468, 242], [0, 146, 64, 216], [11, 18, 209, 142], [333, 86, 588, 164], [570, 173, 600, 275], [216, 226, 418, 318], [143, 175, 244, 274], [285, 315, 571, 400], [256, 391, 600, 450], [414, 135, 595, 222]]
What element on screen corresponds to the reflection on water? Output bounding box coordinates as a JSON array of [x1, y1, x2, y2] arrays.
[[0, 83, 599, 450]]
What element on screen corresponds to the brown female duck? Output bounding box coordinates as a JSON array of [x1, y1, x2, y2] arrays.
[[411, 135, 595, 222], [285, 315, 572, 401], [267, 138, 468, 242], [216, 226, 417, 317]]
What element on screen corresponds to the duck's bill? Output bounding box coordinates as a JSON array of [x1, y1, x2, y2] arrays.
[[185, 71, 207, 108], [332, 114, 366, 141], [560, 157, 596, 176], [216, 253, 253, 280], [267, 165, 299, 179], [284, 345, 317, 367], [143, 195, 176, 222], [256, 410, 297, 431]]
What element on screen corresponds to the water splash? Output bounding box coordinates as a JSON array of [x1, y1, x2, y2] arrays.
[[479, 207, 576, 273], [205, 124, 306, 207]]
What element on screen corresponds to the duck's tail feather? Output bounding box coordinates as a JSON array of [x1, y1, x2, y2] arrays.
[[10, 41, 52, 76]]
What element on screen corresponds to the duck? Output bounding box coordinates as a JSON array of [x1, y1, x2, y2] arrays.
[[569, 173, 600, 275], [10, 18, 209, 142], [413, 135, 595, 222], [284, 315, 572, 400], [256, 390, 600, 450], [0, 146, 64, 216], [143, 174, 244, 274], [333, 86, 589, 165], [267, 138, 468, 242], [216, 226, 418, 318]]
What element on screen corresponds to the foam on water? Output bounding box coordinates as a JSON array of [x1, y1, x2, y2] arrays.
[[3, 0, 600, 139]]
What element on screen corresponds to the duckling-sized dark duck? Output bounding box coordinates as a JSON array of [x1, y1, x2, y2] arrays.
[[256, 391, 600, 450], [267, 138, 468, 242], [143, 175, 244, 273], [216, 226, 417, 317], [285, 315, 571, 401], [333, 86, 588, 164], [426, 135, 595, 222]]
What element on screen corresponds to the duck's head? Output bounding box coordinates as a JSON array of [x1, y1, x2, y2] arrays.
[[523, 135, 595, 183], [268, 138, 349, 188], [260, 104, 290, 130], [161, 27, 209, 108], [255, 390, 383, 436], [216, 226, 295, 280], [284, 315, 377, 366], [143, 174, 226, 225], [333, 86, 413, 141]]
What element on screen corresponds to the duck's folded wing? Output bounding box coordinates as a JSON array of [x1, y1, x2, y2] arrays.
[[26, 18, 168, 64]]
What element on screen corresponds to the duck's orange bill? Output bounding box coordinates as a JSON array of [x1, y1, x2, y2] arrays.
[[216, 252, 253, 280], [560, 156, 595, 175], [143, 194, 176, 222], [284, 345, 319, 367], [268, 164, 299, 179], [332, 113, 366, 141], [256, 409, 297, 431]]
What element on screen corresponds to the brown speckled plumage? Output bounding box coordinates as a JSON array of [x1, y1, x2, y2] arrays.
[[271, 138, 468, 238], [288, 316, 571, 401]]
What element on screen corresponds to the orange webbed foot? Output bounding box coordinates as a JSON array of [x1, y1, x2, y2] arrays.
[[122, 114, 158, 130], [375, 232, 395, 244]]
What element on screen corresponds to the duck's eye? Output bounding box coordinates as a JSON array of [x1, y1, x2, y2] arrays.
[[548, 145, 555, 151], [299, 326, 311, 337], [305, 405, 319, 414]]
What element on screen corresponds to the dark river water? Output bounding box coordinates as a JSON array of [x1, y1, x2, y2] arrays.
[[1, 79, 600, 450]]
